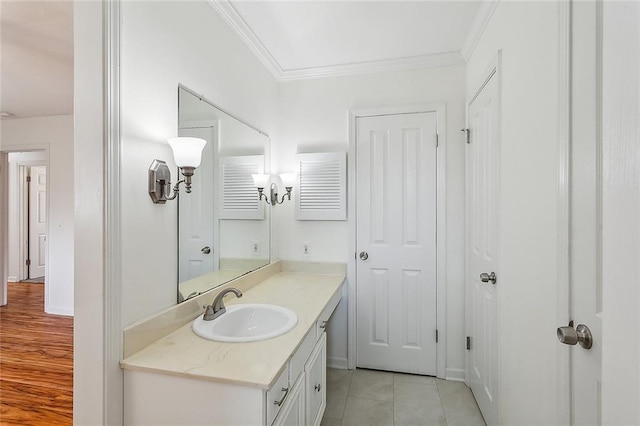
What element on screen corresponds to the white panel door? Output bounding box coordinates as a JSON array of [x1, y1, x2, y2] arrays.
[[29, 166, 47, 279], [178, 126, 217, 283], [466, 70, 499, 426], [356, 112, 438, 375], [567, 2, 602, 423]]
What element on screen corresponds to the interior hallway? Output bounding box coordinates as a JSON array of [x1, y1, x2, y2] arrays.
[[323, 368, 485, 426], [0, 282, 73, 424]]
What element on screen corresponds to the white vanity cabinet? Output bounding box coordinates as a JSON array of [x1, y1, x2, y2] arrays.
[[273, 332, 326, 426], [122, 271, 344, 426], [124, 294, 339, 426]]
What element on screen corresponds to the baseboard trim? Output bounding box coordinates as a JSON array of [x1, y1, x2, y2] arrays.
[[45, 306, 74, 317], [445, 368, 466, 382], [7, 276, 18, 282], [327, 356, 349, 370]]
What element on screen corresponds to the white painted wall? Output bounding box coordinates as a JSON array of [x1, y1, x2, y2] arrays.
[[1, 116, 74, 315], [465, 2, 561, 424], [119, 1, 278, 326], [274, 65, 467, 375], [7, 151, 47, 281]]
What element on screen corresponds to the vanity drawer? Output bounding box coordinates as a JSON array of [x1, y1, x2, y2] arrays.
[[266, 366, 290, 426]]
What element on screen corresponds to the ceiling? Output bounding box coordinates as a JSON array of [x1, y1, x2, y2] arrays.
[[212, 0, 483, 79], [0, 0, 74, 119], [0, 0, 485, 119]]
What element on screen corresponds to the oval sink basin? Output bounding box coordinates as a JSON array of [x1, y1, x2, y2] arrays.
[[192, 304, 298, 343]]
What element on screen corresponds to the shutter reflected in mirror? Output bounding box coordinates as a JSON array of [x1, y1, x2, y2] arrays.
[[219, 155, 265, 219]]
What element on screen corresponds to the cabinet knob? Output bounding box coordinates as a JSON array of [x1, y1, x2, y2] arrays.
[[314, 384, 321, 392]]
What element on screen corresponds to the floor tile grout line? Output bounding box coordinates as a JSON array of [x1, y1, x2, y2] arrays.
[[436, 379, 450, 426], [392, 372, 395, 426]]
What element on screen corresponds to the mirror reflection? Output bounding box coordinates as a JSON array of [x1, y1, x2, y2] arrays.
[[177, 86, 270, 303]]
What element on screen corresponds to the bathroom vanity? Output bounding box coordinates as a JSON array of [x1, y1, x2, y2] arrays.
[[121, 265, 343, 425]]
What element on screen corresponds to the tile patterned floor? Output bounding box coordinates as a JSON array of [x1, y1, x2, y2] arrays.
[[321, 368, 486, 426]]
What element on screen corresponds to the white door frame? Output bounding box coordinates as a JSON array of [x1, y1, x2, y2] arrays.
[[18, 165, 30, 281], [0, 145, 50, 305], [348, 103, 447, 379]]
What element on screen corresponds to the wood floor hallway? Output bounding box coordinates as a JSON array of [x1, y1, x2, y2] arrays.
[[0, 282, 73, 425]]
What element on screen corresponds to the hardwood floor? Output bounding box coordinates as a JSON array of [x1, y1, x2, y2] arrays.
[[0, 282, 73, 425]]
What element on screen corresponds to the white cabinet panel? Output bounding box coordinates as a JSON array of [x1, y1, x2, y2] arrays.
[[305, 333, 327, 426]]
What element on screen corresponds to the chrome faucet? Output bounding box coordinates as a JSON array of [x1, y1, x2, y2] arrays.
[[203, 287, 243, 321]]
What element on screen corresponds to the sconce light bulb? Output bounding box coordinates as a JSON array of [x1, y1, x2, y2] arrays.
[[252, 173, 270, 189], [279, 172, 297, 189], [167, 137, 206, 168]]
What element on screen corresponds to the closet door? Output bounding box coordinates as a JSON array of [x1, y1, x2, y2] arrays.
[[356, 112, 438, 375]]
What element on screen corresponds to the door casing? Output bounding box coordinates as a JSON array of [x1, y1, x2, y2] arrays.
[[0, 146, 50, 308], [348, 103, 448, 379]]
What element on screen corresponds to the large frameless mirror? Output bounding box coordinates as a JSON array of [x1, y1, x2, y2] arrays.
[[177, 86, 270, 302]]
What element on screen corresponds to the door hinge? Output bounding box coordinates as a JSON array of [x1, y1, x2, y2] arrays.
[[26, 259, 31, 266], [466, 336, 472, 350], [435, 134, 439, 148], [26, 176, 31, 183], [461, 128, 471, 144], [435, 329, 439, 343]]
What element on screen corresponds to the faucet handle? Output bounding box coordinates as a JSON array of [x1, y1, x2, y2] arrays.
[[202, 305, 216, 321]]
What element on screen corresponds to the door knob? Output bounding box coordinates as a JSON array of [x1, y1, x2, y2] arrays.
[[201, 246, 211, 254], [359, 251, 369, 261], [480, 272, 497, 284], [557, 323, 593, 349]]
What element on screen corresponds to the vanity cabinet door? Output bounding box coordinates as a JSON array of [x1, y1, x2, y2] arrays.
[[273, 373, 305, 426], [267, 366, 290, 425], [305, 333, 327, 426]]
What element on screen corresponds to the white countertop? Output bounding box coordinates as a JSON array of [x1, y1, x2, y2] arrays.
[[121, 271, 344, 389]]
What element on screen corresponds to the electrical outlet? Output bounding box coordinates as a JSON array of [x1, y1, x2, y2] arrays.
[[251, 241, 260, 255], [302, 243, 310, 256]]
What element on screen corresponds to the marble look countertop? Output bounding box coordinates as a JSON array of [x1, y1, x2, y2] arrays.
[[121, 271, 344, 389]]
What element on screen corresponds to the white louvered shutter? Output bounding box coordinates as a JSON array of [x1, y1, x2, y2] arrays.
[[219, 155, 264, 219], [295, 152, 347, 220]]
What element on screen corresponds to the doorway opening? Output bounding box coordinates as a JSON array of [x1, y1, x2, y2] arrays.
[[0, 147, 73, 423], [7, 152, 48, 285]]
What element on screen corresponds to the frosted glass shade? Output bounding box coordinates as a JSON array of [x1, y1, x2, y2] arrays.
[[167, 137, 206, 168], [251, 174, 270, 188], [279, 172, 297, 188]]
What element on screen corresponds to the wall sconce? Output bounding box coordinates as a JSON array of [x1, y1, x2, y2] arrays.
[[251, 173, 296, 206], [148, 137, 207, 204]]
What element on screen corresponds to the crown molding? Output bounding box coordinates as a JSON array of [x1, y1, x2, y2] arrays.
[[461, 0, 500, 62], [209, 0, 466, 81], [207, 0, 282, 79], [279, 52, 464, 81]]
